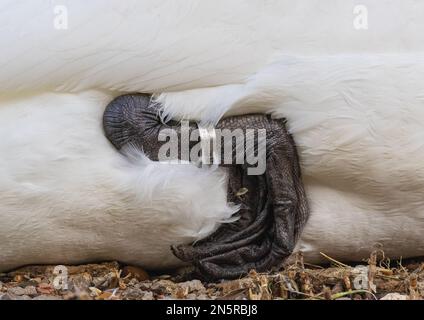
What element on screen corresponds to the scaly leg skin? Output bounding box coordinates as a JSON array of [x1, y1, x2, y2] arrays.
[[103, 94, 309, 280]]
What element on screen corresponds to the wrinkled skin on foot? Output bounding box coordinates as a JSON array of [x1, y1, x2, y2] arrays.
[[103, 94, 309, 280]]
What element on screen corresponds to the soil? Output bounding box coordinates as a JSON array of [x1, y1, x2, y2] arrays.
[[1, 251, 422, 300]]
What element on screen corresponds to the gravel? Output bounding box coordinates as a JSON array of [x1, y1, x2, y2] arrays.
[[0, 252, 423, 300]]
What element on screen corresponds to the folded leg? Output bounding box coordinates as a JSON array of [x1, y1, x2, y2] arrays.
[[103, 94, 309, 280]]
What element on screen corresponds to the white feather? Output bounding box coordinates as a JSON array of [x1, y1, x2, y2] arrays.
[[1, 0, 424, 93], [0, 91, 236, 270], [1, 0, 424, 270], [153, 53, 424, 263]]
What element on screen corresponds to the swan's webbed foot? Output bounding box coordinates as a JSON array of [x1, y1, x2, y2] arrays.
[[171, 116, 309, 279], [103, 94, 309, 280]]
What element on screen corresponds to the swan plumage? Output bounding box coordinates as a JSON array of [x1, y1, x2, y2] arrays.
[[1, 0, 424, 271]]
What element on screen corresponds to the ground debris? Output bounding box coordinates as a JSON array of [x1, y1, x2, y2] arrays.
[[0, 252, 423, 300], [380, 293, 409, 300]]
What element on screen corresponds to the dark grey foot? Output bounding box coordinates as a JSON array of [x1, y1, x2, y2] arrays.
[[103, 94, 309, 280]]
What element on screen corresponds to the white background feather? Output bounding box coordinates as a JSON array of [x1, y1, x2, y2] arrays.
[[1, 0, 424, 269]]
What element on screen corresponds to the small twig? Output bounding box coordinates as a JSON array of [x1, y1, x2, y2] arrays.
[[397, 256, 408, 273], [303, 262, 325, 269], [319, 252, 350, 268], [280, 285, 323, 300], [411, 263, 424, 275], [331, 289, 377, 300], [375, 274, 402, 281], [368, 251, 377, 294], [222, 288, 247, 298]]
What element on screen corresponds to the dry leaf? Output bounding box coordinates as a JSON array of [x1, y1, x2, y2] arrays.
[[13, 275, 24, 283], [175, 287, 189, 299], [37, 283, 55, 295], [121, 266, 149, 281], [97, 291, 113, 300]]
